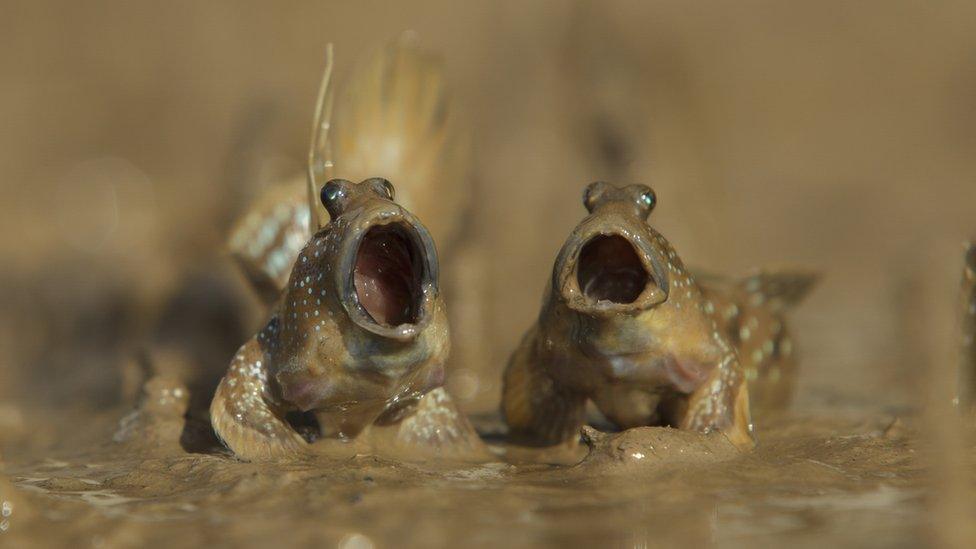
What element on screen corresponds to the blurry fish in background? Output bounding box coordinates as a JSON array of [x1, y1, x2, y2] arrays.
[[923, 240, 976, 549], [958, 241, 976, 414]]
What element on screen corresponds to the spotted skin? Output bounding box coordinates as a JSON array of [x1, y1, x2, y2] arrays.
[[212, 179, 478, 461], [227, 179, 311, 303], [959, 242, 976, 411], [502, 182, 754, 449], [218, 39, 475, 460], [211, 337, 308, 460], [698, 270, 817, 413]]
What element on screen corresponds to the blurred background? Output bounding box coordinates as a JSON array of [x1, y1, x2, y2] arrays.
[[2, 0, 975, 421]]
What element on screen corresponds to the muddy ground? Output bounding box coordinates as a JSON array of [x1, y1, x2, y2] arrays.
[[2, 1, 976, 547], [0, 404, 943, 547]]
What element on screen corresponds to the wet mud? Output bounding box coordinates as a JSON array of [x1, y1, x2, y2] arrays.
[[0, 400, 946, 548]]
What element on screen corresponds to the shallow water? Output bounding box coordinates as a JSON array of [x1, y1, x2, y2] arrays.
[[0, 402, 945, 548]]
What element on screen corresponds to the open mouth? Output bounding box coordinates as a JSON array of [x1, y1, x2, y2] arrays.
[[576, 235, 649, 304], [353, 223, 423, 327]]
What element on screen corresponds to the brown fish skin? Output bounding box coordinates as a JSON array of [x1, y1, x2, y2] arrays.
[[502, 182, 754, 449], [697, 269, 817, 414], [211, 179, 471, 461]]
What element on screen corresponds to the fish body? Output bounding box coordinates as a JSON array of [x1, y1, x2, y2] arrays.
[[502, 182, 755, 448], [211, 179, 478, 461]]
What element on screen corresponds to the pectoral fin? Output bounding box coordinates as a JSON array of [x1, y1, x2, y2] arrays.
[[376, 388, 490, 461], [680, 354, 755, 450], [210, 339, 309, 461], [501, 332, 586, 446]]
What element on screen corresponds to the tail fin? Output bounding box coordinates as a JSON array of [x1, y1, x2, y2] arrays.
[[739, 269, 819, 313]]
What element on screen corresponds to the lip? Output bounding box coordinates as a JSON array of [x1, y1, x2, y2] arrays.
[[335, 205, 439, 340], [553, 215, 669, 316]]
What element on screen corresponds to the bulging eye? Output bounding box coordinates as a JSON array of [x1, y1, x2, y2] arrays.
[[628, 185, 656, 218], [365, 178, 395, 200], [583, 181, 610, 213], [639, 189, 656, 211], [320, 179, 351, 218]]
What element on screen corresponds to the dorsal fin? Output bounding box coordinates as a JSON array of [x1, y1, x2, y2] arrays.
[[330, 33, 468, 246], [306, 44, 336, 230], [228, 36, 467, 301], [739, 269, 820, 312]]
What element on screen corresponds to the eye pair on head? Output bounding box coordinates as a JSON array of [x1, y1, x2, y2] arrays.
[[319, 177, 395, 218], [583, 181, 657, 219], [320, 178, 656, 220]]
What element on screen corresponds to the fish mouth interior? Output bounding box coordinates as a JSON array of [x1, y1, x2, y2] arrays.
[[576, 235, 649, 304], [353, 223, 423, 327]]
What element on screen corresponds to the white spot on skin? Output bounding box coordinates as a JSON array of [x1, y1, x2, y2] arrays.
[[781, 338, 793, 357]]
